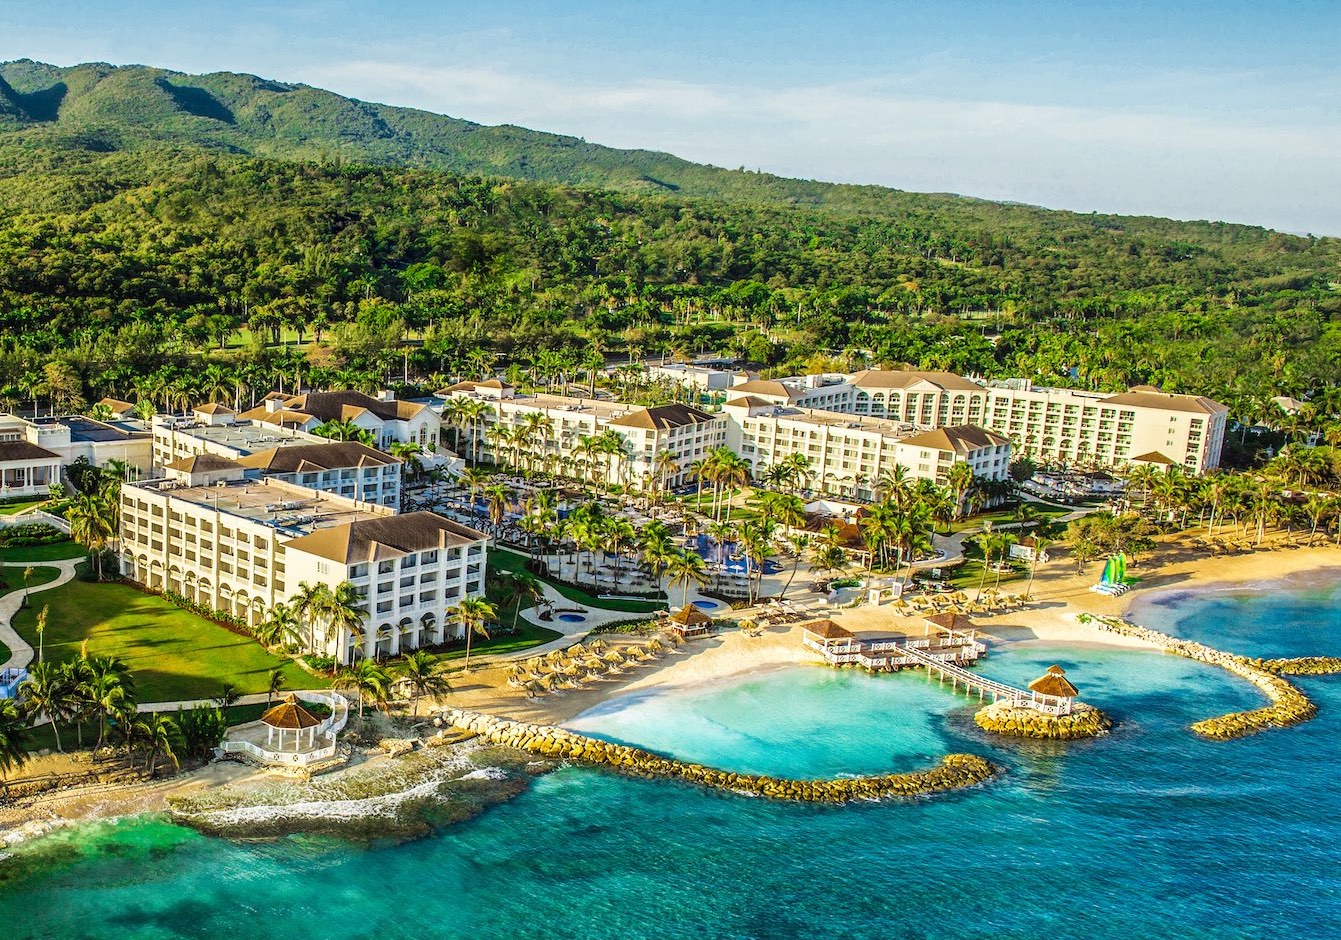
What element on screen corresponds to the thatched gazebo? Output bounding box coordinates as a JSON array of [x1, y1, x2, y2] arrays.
[[1028, 665, 1080, 702], [260, 693, 322, 752], [667, 604, 713, 640]]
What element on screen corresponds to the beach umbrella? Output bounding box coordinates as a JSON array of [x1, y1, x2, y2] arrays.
[[645, 638, 666, 654], [603, 649, 627, 664], [523, 680, 542, 699], [588, 638, 609, 653]]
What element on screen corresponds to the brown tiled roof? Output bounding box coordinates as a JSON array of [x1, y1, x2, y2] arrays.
[[802, 619, 853, 640], [236, 405, 317, 427], [1028, 665, 1079, 698], [261, 694, 321, 730], [901, 425, 1010, 455], [728, 379, 798, 400], [0, 441, 60, 462], [235, 442, 399, 474], [97, 397, 136, 414], [282, 511, 487, 564], [439, 381, 479, 394], [282, 391, 429, 423], [724, 396, 777, 409], [164, 453, 242, 473], [1100, 391, 1227, 415], [1130, 451, 1177, 465], [849, 369, 983, 392], [608, 403, 717, 431], [194, 403, 236, 415]]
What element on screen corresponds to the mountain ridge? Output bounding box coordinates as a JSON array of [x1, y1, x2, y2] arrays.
[[0, 57, 1312, 240]]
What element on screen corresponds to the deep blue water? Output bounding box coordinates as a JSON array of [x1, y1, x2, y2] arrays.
[[3, 579, 1339, 939]]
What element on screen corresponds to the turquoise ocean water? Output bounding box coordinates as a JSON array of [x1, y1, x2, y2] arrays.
[[2, 578, 1339, 939]]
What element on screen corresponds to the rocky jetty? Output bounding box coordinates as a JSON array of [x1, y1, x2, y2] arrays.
[[1080, 614, 1323, 739], [442, 709, 998, 802], [1254, 656, 1341, 676], [974, 702, 1112, 739]]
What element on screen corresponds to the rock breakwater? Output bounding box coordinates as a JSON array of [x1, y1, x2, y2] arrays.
[[443, 709, 998, 802], [1080, 614, 1323, 740], [974, 702, 1112, 739]]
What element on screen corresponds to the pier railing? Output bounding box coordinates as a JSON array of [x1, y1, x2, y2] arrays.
[[898, 645, 1073, 715]]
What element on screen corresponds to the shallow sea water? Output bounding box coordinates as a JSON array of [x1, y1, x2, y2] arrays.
[[3, 580, 1339, 939]]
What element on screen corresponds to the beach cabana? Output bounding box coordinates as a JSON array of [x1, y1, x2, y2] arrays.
[[667, 604, 714, 640], [800, 619, 861, 664], [922, 611, 977, 639], [260, 693, 322, 752]]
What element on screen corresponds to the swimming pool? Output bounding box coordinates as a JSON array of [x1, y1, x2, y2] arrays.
[[558, 613, 587, 624], [692, 599, 721, 611], [690, 534, 783, 574]]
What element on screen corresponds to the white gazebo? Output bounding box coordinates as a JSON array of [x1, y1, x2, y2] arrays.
[[260, 693, 323, 751]]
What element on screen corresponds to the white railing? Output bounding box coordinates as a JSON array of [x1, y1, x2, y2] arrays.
[[220, 690, 349, 767], [899, 646, 1072, 715]]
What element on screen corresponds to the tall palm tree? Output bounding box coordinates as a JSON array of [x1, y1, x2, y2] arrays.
[[22, 661, 73, 752], [503, 571, 544, 629], [388, 441, 425, 482], [290, 581, 329, 653], [67, 491, 116, 580], [265, 667, 287, 706], [666, 549, 709, 609], [256, 602, 302, 649], [33, 604, 48, 664], [946, 462, 974, 520], [449, 596, 498, 673], [395, 650, 450, 716], [324, 581, 367, 661]]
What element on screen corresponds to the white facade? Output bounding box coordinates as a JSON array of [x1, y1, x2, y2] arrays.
[[119, 476, 488, 664], [0, 413, 152, 479], [239, 391, 442, 450], [722, 398, 1009, 500]]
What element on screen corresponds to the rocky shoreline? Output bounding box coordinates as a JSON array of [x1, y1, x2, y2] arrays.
[[974, 702, 1113, 739], [1081, 614, 1325, 739], [443, 709, 999, 802]]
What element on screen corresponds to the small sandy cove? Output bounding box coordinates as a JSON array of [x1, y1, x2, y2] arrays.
[[3, 532, 1336, 842]]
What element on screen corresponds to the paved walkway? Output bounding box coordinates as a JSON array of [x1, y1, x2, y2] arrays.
[[0, 558, 82, 672]]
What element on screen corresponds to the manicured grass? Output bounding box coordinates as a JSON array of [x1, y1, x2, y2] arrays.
[[431, 621, 564, 667], [490, 549, 665, 614], [0, 540, 87, 562], [10, 579, 324, 702], [0, 500, 44, 515], [0, 565, 61, 599]]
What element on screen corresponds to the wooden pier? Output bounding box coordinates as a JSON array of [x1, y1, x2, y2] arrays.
[[801, 619, 1074, 716]]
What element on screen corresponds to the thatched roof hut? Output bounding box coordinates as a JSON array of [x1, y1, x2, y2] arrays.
[[801, 619, 853, 641], [922, 611, 976, 636], [1028, 665, 1080, 699], [669, 605, 712, 626]]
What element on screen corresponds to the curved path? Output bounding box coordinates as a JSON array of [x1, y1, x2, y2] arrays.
[[0, 559, 83, 672]]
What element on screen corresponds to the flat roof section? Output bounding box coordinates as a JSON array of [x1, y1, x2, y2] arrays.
[[130, 478, 392, 539]]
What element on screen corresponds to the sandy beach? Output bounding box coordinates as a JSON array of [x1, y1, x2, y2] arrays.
[[3, 531, 1336, 844]]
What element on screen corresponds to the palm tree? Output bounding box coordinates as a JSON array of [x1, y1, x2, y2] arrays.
[[324, 582, 367, 661], [946, 462, 974, 520], [394, 650, 450, 716], [1023, 536, 1053, 599], [666, 549, 709, 609], [458, 467, 489, 524], [485, 483, 512, 536], [290, 581, 329, 653], [67, 491, 116, 580], [449, 596, 498, 673], [266, 667, 287, 706], [135, 713, 182, 777], [782, 533, 811, 596], [20, 566, 33, 608], [33, 604, 48, 664], [339, 659, 392, 722], [22, 661, 73, 752], [256, 602, 302, 649], [389, 441, 425, 482], [0, 698, 31, 778], [503, 571, 544, 629], [314, 418, 374, 445], [972, 529, 999, 602]]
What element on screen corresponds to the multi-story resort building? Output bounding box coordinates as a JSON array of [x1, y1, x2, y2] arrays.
[[119, 462, 488, 663], [151, 404, 329, 468], [722, 397, 1010, 498], [237, 390, 442, 449], [706, 369, 1227, 474], [441, 381, 725, 488]]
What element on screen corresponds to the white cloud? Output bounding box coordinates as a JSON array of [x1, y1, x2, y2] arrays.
[[302, 60, 1341, 234]]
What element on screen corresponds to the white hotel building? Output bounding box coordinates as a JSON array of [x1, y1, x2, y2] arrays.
[[119, 465, 488, 664], [722, 397, 1010, 498], [713, 370, 1228, 475]]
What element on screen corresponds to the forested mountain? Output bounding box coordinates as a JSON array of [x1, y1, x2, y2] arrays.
[[0, 59, 1337, 444]]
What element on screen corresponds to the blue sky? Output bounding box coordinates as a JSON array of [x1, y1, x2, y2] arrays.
[[3, 0, 1338, 234]]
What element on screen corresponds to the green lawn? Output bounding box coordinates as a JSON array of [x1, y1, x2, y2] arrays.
[[0, 540, 87, 562], [0, 500, 44, 515], [490, 549, 665, 614], [10, 579, 324, 702], [431, 621, 563, 668], [0, 565, 62, 599]]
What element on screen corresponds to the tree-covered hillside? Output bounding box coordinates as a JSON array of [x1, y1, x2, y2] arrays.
[[0, 138, 1337, 430]]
